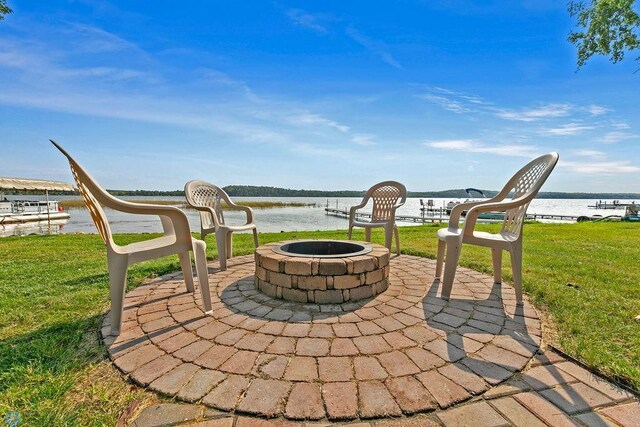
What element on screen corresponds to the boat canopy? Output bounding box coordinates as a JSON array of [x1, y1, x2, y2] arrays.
[[0, 177, 74, 192]]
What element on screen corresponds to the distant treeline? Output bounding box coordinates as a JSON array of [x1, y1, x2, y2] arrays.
[[223, 185, 365, 197], [5, 186, 640, 200]]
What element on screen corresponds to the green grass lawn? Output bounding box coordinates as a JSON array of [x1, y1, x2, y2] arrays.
[[0, 223, 639, 425]]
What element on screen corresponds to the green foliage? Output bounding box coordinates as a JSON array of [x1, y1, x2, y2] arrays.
[[568, 0, 640, 67], [0, 0, 11, 20], [222, 185, 366, 197], [106, 189, 183, 196]]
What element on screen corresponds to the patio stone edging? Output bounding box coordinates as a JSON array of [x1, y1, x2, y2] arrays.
[[105, 254, 546, 422]]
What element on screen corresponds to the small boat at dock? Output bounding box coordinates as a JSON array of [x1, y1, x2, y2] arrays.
[[0, 199, 70, 224], [445, 188, 487, 215], [0, 177, 73, 225]]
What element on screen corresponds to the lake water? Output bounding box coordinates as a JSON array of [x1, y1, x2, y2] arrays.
[[1, 195, 636, 237]]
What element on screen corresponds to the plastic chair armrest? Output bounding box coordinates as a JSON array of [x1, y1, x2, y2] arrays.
[[348, 195, 371, 223], [105, 198, 179, 215], [462, 195, 534, 237], [448, 200, 485, 228], [235, 205, 255, 224], [447, 194, 506, 228], [111, 202, 192, 238], [190, 205, 222, 228], [348, 206, 358, 223]]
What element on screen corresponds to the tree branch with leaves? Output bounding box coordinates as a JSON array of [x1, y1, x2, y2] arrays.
[[568, 0, 640, 68], [0, 0, 12, 20]]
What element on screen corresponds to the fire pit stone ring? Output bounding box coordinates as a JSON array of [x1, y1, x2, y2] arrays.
[[254, 240, 390, 304]]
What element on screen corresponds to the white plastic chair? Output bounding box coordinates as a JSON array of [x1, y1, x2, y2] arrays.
[[184, 180, 259, 270], [348, 181, 407, 253], [51, 140, 212, 336], [436, 152, 559, 304]]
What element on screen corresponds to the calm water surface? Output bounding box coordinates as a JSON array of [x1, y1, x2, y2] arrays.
[[1, 196, 636, 237]]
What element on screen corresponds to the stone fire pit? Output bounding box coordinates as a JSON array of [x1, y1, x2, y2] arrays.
[[254, 240, 390, 304]]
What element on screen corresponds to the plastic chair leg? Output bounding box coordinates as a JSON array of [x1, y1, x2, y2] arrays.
[[394, 225, 400, 255], [441, 238, 462, 300], [192, 239, 212, 313], [226, 232, 233, 261], [509, 243, 523, 304], [216, 231, 228, 270], [384, 226, 393, 251], [178, 251, 195, 292], [107, 253, 129, 335], [435, 239, 446, 277], [491, 248, 502, 284], [252, 228, 259, 247], [364, 227, 372, 242], [347, 224, 353, 240]]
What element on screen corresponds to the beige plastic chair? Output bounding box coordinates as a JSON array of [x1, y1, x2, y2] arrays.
[[348, 181, 407, 253], [436, 152, 559, 304], [184, 180, 259, 270], [51, 140, 212, 336]]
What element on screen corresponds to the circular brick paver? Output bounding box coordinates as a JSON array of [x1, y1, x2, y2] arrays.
[[103, 254, 542, 421]]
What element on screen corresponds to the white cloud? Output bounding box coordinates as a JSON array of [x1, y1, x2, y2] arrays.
[[59, 66, 149, 81], [573, 149, 607, 159], [612, 121, 630, 130], [66, 24, 141, 54], [197, 68, 262, 102], [351, 134, 376, 146], [540, 123, 595, 136], [286, 9, 327, 33], [290, 141, 354, 159], [417, 87, 486, 114], [345, 27, 402, 69], [0, 37, 155, 84], [586, 104, 610, 116], [601, 131, 635, 144], [562, 160, 640, 175], [425, 139, 538, 157], [431, 87, 486, 104], [290, 113, 350, 133], [496, 104, 573, 122], [419, 94, 471, 113], [0, 25, 365, 162], [428, 139, 474, 150]]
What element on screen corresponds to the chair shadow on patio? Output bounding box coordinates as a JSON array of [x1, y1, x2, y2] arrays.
[[424, 277, 596, 414]]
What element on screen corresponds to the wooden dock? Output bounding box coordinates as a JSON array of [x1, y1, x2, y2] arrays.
[[324, 208, 445, 223], [325, 208, 584, 223], [588, 201, 636, 210]]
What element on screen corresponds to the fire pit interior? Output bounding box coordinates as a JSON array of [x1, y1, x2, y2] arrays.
[[273, 240, 372, 258], [255, 240, 390, 304]]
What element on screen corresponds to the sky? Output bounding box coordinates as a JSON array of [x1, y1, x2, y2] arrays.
[[1, 1, 639, 193]]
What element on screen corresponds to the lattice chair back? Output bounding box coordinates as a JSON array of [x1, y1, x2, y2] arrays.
[[369, 181, 407, 222], [500, 153, 559, 239], [184, 181, 226, 228], [51, 140, 113, 245]]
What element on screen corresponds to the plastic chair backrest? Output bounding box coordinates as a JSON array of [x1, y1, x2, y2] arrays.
[[184, 181, 227, 228], [500, 153, 559, 238], [368, 181, 407, 222], [51, 140, 113, 245]]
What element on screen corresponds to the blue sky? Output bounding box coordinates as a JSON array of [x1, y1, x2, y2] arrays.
[[1, 1, 639, 192]]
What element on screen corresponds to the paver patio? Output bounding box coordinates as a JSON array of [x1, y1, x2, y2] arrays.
[[102, 254, 638, 426]]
